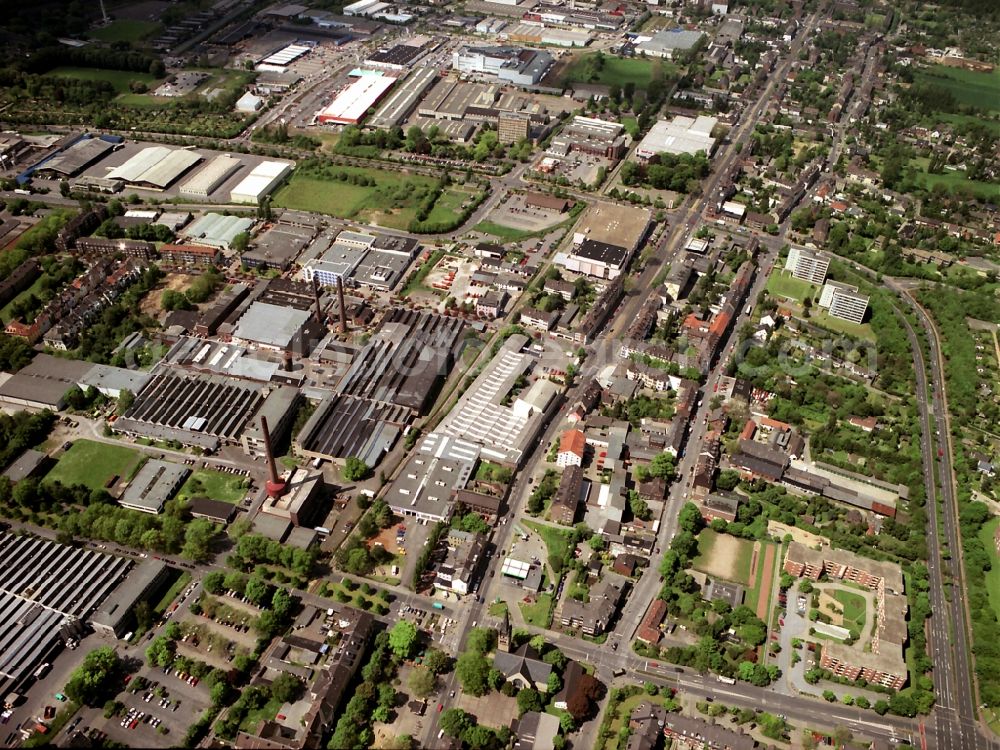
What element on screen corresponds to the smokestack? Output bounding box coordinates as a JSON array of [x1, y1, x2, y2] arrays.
[[312, 275, 324, 325], [336, 276, 348, 334], [283, 351, 293, 372], [261, 416, 286, 498]]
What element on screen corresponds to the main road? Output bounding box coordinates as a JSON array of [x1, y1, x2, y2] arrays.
[[885, 277, 997, 750]]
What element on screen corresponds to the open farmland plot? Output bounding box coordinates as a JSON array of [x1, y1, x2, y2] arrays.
[[272, 165, 440, 230], [913, 65, 1000, 113], [45, 439, 145, 492]]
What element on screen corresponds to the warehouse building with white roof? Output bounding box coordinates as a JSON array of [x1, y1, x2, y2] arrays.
[[178, 154, 243, 198], [229, 160, 293, 204], [317, 74, 398, 126], [634, 115, 718, 160], [105, 146, 203, 189]]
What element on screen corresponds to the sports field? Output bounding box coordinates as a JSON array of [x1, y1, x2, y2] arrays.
[[45, 439, 145, 492], [89, 19, 161, 43], [45, 67, 159, 94], [693, 529, 754, 585], [913, 64, 1000, 113]]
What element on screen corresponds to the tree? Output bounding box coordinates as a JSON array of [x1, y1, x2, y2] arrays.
[[231, 231, 250, 253], [245, 575, 270, 606], [439, 708, 473, 738], [64, 647, 122, 707], [424, 648, 451, 675], [408, 667, 437, 698], [161, 289, 192, 311], [456, 651, 491, 696], [677, 502, 705, 534], [145, 636, 175, 667], [342, 456, 371, 482], [517, 688, 543, 715], [271, 673, 304, 703], [388, 620, 418, 659], [565, 673, 602, 721], [649, 452, 677, 479], [180, 519, 216, 562]]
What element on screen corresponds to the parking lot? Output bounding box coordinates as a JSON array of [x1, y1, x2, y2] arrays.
[[485, 194, 568, 232], [82, 664, 214, 748]]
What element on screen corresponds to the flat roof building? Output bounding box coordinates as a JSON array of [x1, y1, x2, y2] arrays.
[[785, 246, 829, 285], [317, 74, 397, 125], [2, 449, 48, 484], [635, 29, 705, 60], [260, 468, 326, 527], [90, 560, 171, 638], [385, 432, 480, 523], [118, 459, 189, 514], [634, 115, 718, 160], [242, 222, 314, 270], [232, 302, 315, 351], [230, 161, 293, 205], [242, 386, 301, 458], [452, 45, 554, 87]]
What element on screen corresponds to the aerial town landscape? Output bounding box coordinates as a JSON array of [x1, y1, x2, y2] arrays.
[[0, 0, 997, 748]]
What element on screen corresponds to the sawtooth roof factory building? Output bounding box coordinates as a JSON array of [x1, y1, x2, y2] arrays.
[[112, 371, 269, 451], [0, 533, 133, 693], [434, 333, 559, 467]]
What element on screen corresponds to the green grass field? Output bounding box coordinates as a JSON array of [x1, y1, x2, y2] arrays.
[[424, 185, 482, 225], [45, 66, 159, 94], [89, 19, 161, 43], [473, 220, 540, 241], [913, 64, 1000, 113], [766, 272, 817, 303], [811, 308, 876, 342], [153, 570, 190, 617], [832, 588, 867, 631], [979, 516, 1000, 622], [176, 469, 247, 504], [45, 439, 145, 492], [519, 593, 554, 628], [908, 161, 999, 201], [563, 54, 675, 89], [272, 168, 439, 230]]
